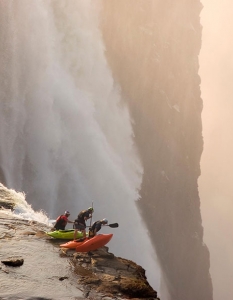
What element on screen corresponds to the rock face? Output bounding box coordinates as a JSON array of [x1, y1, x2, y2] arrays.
[[100, 1, 213, 299], [69, 247, 158, 299]]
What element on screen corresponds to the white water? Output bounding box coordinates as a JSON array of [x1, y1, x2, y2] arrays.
[[0, 0, 159, 290], [0, 183, 50, 224]]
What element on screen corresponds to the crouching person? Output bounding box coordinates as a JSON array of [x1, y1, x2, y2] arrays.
[[89, 218, 108, 238]]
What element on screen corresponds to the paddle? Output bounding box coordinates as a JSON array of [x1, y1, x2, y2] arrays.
[[49, 224, 119, 232], [57, 223, 119, 229], [86, 222, 119, 228], [105, 223, 119, 228], [90, 202, 93, 226]]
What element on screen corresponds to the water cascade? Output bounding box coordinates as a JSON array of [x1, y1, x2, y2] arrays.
[[0, 0, 159, 290]]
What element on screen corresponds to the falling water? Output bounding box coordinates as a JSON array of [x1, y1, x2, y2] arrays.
[[0, 0, 159, 290]]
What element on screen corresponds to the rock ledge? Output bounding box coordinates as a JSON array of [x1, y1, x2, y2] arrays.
[[61, 246, 159, 300]]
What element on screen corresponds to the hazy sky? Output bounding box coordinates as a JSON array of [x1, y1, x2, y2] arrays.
[[199, 1, 233, 299]]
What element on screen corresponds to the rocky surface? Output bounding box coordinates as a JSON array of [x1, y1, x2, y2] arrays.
[[63, 247, 158, 300], [0, 202, 159, 300]]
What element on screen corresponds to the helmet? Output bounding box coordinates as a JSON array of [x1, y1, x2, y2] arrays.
[[101, 218, 108, 224], [64, 210, 70, 215], [88, 207, 94, 212]]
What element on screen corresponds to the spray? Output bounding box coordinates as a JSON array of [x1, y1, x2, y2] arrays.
[[0, 0, 160, 290]]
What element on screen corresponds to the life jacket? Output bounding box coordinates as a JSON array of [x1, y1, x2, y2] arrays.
[[89, 221, 102, 236], [54, 215, 67, 230], [75, 210, 90, 226]]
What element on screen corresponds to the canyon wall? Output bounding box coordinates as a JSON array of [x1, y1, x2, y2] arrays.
[[100, 1, 213, 299]]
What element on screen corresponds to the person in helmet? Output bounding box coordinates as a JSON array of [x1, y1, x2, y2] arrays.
[[88, 218, 108, 238], [73, 207, 94, 240], [53, 211, 74, 230]]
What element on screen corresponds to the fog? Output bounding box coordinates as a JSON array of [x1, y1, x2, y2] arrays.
[[0, 1, 159, 289], [199, 1, 233, 299]]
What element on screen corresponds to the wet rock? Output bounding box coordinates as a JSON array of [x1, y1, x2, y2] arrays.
[[0, 200, 15, 210], [0, 185, 15, 210], [59, 276, 69, 281], [1, 257, 24, 267]]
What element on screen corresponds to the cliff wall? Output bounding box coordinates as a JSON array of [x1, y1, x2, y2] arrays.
[[100, 1, 213, 299]]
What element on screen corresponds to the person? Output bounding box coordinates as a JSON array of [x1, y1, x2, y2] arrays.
[[73, 207, 94, 240], [88, 218, 108, 238], [53, 211, 74, 230]]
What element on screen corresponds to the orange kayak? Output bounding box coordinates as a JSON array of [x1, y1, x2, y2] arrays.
[[76, 234, 113, 252], [60, 238, 88, 249], [60, 234, 113, 251]]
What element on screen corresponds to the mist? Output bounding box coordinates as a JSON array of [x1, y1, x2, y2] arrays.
[[199, 1, 233, 299], [2, 0, 231, 298], [0, 0, 159, 290]]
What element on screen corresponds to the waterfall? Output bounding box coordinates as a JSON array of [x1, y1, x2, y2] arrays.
[[0, 0, 159, 289]]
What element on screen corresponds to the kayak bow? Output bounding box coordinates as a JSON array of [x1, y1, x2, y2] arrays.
[[76, 233, 113, 252], [60, 233, 113, 251], [46, 229, 84, 240]]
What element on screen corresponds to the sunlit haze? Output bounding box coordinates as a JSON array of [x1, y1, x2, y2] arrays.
[[199, 1, 233, 299], [0, 0, 159, 290], [1, 1, 232, 299]]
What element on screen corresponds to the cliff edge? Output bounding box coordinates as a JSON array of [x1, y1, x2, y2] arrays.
[[0, 196, 158, 300]]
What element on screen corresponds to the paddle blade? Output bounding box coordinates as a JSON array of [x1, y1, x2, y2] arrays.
[[108, 223, 119, 228]]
